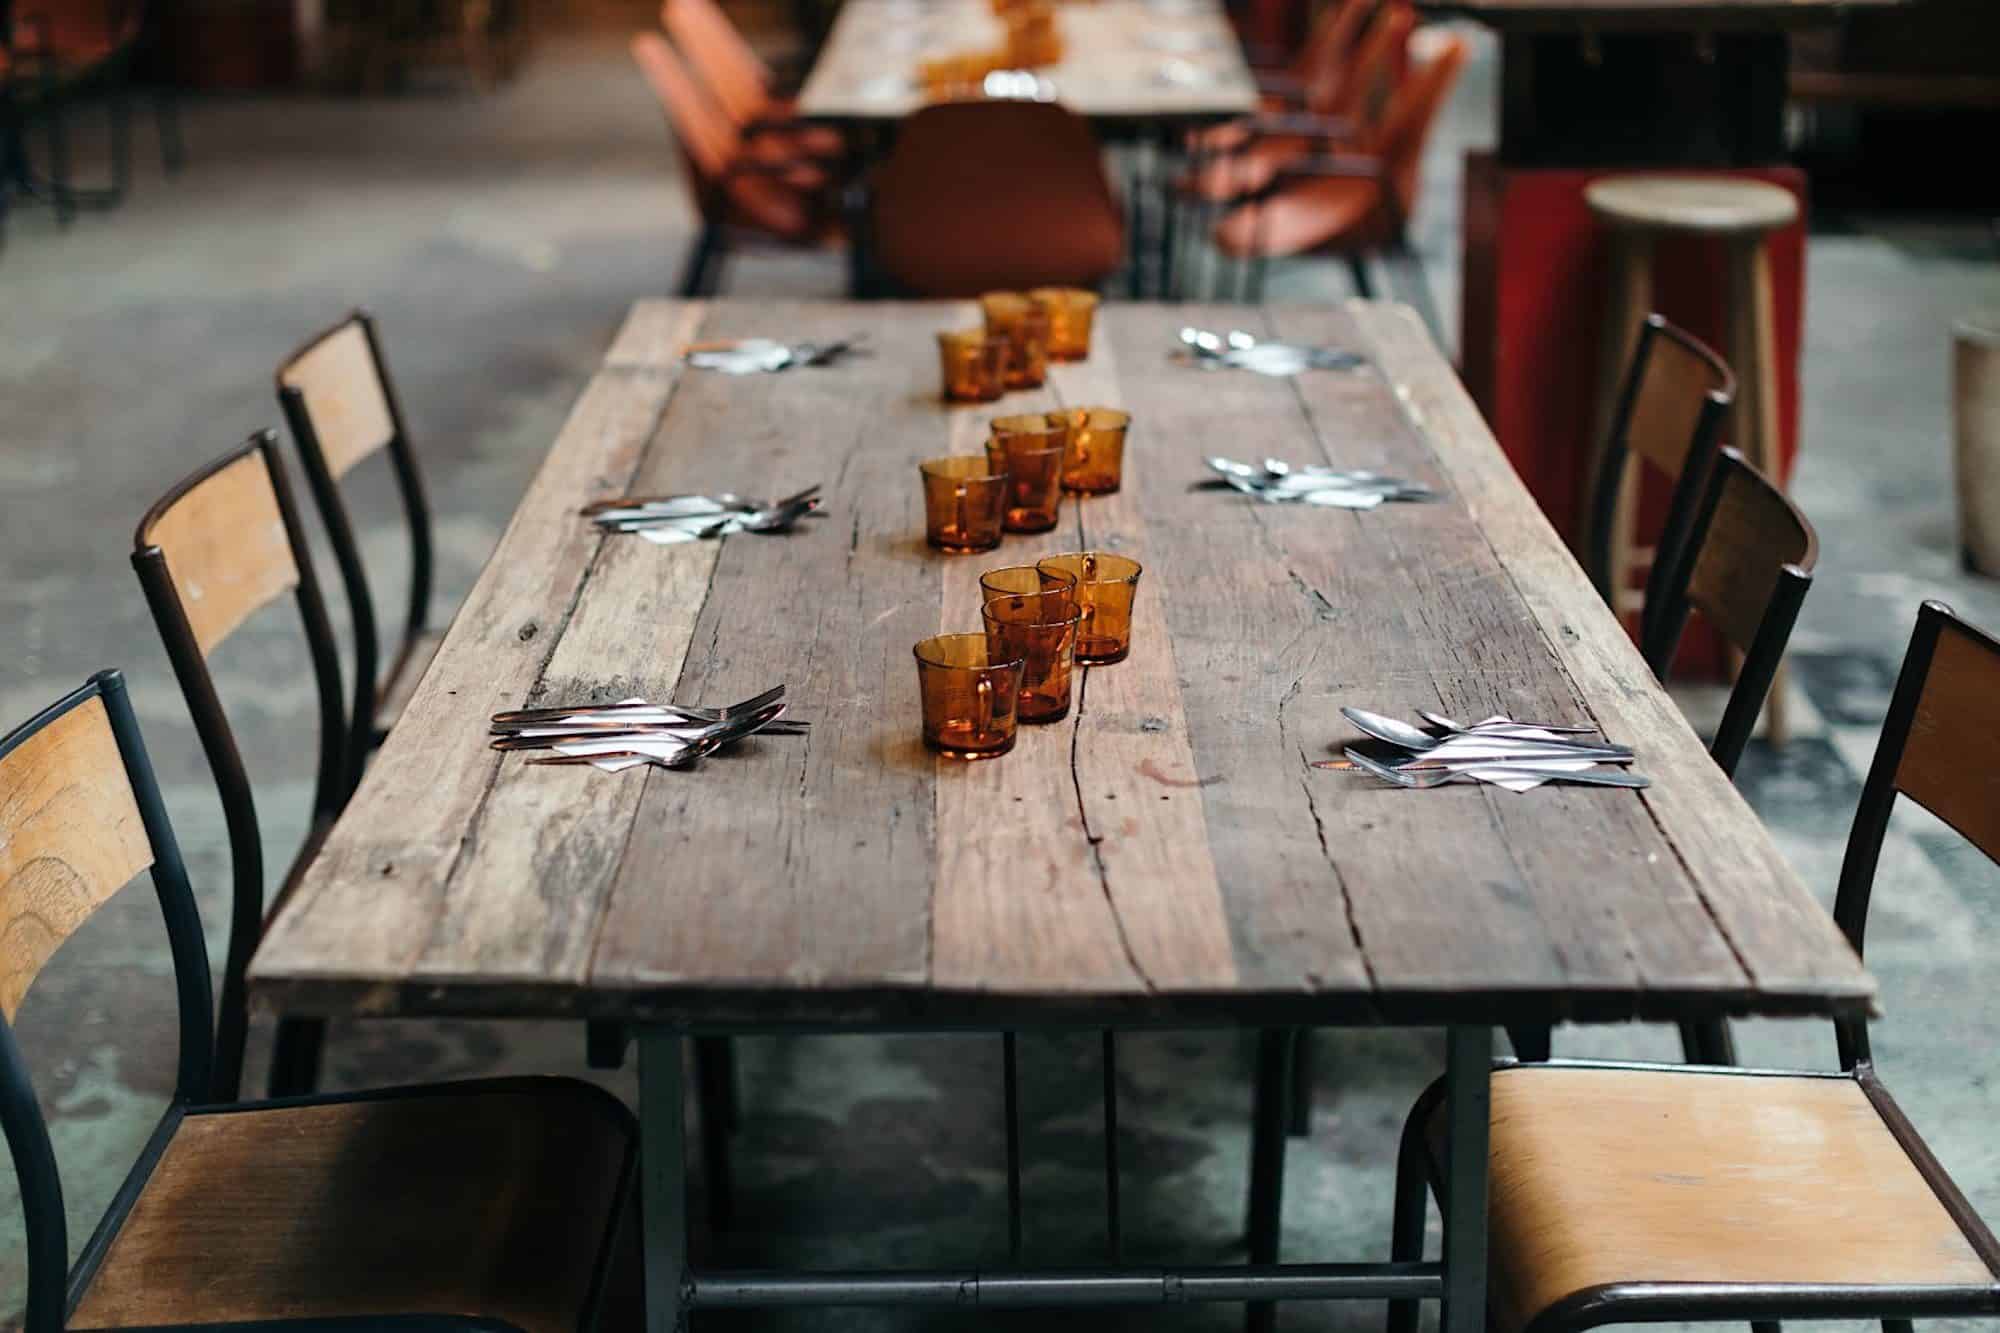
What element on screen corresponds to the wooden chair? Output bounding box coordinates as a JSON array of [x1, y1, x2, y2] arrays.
[[868, 100, 1123, 297], [277, 311, 440, 795], [1207, 26, 1465, 333], [1583, 313, 1735, 651], [1510, 447, 1816, 1067], [630, 29, 841, 296], [0, 669, 637, 1333], [1184, 0, 1376, 161], [1387, 600, 2000, 1333], [132, 431, 351, 1103], [661, 0, 843, 162]]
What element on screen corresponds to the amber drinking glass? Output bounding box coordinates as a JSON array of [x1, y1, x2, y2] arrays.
[[1030, 288, 1100, 361], [1050, 407, 1130, 494], [986, 413, 1069, 533], [938, 328, 1010, 403], [980, 292, 1050, 389], [1036, 551, 1142, 663], [979, 562, 1077, 615], [915, 633, 1025, 760], [981, 589, 1082, 723], [920, 456, 1008, 553]]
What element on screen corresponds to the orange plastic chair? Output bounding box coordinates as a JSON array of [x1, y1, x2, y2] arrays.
[[1211, 27, 1466, 329], [661, 0, 844, 161], [630, 31, 841, 295], [869, 100, 1123, 297]]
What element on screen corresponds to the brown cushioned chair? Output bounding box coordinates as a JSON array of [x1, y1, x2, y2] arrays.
[[869, 99, 1123, 297]]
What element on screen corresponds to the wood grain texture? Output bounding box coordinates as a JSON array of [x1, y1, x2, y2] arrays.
[[69, 1085, 632, 1333], [250, 300, 1874, 1028], [251, 302, 706, 1011], [1894, 615, 2000, 865], [1470, 1066, 1993, 1333], [1683, 452, 1815, 652], [797, 0, 1257, 123], [139, 450, 299, 657], [277, 319, 396, 480], [0, 697, 152, 1021], [1346, 300, 1871, 1009]]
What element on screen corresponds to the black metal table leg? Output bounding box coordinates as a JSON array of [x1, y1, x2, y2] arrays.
[[640, 1031, 690, 1333], [1245, 1028, 1293, 1333], [1441, 1026, 1492, 1333]]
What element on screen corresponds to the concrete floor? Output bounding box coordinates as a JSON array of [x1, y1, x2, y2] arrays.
[[3, 24, 2000, 1331]]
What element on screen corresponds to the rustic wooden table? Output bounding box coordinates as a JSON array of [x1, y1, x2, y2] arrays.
[[795, 0, 1257, 125], [250, 299, 1874, 1333]]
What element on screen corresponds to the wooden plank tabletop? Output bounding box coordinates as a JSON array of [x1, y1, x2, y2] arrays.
[[248, 299, 1874, 1031], [795, 0, 1256, 124]]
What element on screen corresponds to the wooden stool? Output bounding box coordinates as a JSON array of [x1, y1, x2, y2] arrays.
[[1585, 174, 1800, 744]]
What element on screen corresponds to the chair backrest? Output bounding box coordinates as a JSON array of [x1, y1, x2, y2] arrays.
[[1374, 26, 1466, 221], [0, 671, 214, 1333], [132, 431, 347, 1101], [631, 29, 741, 211], [1642, 446, 1817, 777], [1834, 601, 2000, 1068], [662, 0, 772, 127], [278, 311, 434, 793], [1294, 0, 1372, 109], [870, 100, 1124, 297], [1326, 1, 1414, 128], [1585, 314, 1736, 644]]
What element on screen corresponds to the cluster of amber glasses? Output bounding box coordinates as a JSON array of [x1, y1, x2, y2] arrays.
[[914, 551, 1145, 759], [915, 0, 1064, 98], [918, 407, 1130, 552], [937, 289, 1100, 403]]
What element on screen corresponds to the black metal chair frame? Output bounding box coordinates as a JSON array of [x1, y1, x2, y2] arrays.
[[276, 310, 436, 792], [0, 671, 635, 1333], [1387, 600, 2000, 1333], [132, 430, 349, 1102], [1584, 312, 1735, 652]]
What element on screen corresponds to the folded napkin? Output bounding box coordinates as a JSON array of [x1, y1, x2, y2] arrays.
[[1415, 717, 1610, 793]]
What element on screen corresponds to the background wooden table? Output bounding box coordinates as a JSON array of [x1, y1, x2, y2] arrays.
[[795, 0, 1257, 124], [250, 298, 1871, 1032]]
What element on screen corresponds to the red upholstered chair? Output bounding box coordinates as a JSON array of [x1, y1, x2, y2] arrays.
[[868, 99, 1123, 298], [661, 0, 845, 162], [1210, 27, 1466, 328], [631, 30, 842, 295]]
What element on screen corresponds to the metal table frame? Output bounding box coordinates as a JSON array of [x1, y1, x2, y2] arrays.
[[636, 1025, 1492, 1333]]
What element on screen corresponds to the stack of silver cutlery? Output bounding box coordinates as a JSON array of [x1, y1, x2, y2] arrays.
[[583, 485, 822, 544], [684, 336, 866, 374], [1176, 327, 1366, 376], [488, 685, 806, 771], [1314, 707, 1650, 791], [1205, 457, 1437, 509]]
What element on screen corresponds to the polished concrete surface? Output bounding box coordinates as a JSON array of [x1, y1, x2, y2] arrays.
[[2, 26, 1999, 1331]]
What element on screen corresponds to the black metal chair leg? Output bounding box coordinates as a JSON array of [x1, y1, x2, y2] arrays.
[[267, 1014, 327, 1098], [42, 93, 75, 226], [1346, 252, 1375, 299], [1287, 1029, 1314, 1136], [586, 1020, 630, 1069], [678, 225, 718, 297], [697, 1034, 740, 1131], [1004, 1031, 1023, 1261], [1386, 1094, 1433, 1333], [1507, 1022, 1552, 1062], [694, 1035, 736, 1229], [155, 88, 185, 173], [1245, 1029, 1291, 1333], [1102, 1030, 1121, 1262], [1678, 1018, 1738, 1066]]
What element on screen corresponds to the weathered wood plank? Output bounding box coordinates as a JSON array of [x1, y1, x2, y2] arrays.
[[1343, 301, 1871, 1011], [249, 303, 707, 1010]]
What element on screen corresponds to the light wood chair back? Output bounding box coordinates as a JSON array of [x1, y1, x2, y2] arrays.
[[133, 431, 348, 1102], [1294, 0, 1373, 110], [0, 670, 214, 1333], [278, 311, 435, 791], [1643, 446, 1816, 778], [1585, 314, 1735, 644], [1327, 1, 1414, 129], [631, 30, 740, 192], [662, 0, 772, 126], [1836, 601, 2000, 1067]]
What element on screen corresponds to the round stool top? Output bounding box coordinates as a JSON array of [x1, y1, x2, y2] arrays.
[[1585, 175, 1799, 235]]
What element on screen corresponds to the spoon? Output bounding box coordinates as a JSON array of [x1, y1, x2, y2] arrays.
[[1344, 747, 1651, 790], [1341, 707, 1633, 758], [1417, 709, 1601, 737]]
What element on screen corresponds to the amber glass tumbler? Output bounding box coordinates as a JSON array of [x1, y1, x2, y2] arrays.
[[1046, 407, 1129, 494], [979, 562, 1077, 615], [981, 589, 1082, 723], [1030, 288, 1100, 360], [987, 412, 1069, 533], [938, 328, 1010, 403], [1037, 551, 1142, 663], [920, 456, 1008, 553], [980, 292, 1050, 389], [915, 633, 1025, 760]]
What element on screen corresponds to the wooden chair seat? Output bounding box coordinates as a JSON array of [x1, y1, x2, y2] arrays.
[[69, 1079, 637, 1333], [374, 624, 448, 735], [1429, 1064, 1998, 1333]]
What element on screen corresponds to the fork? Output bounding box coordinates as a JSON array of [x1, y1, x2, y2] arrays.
[[491, 684, 785, 728], [1345, 747, 1650, 789]]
